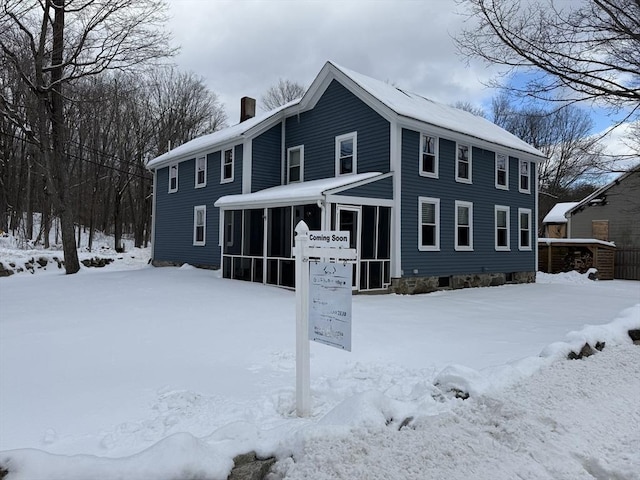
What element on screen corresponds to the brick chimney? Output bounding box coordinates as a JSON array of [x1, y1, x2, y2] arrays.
[[240, 96, 256, 122]]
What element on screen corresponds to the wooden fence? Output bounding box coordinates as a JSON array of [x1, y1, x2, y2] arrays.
[[615, 248, 640, 280]]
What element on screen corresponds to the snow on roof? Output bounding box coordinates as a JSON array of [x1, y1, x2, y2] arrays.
[[147, 61, 546, 171], [146, 102, 294, 170], [542, 202, 579, 224], [538, 237, 616, 248], [329, 62, 546, 159], [214, 172, 382, 208]]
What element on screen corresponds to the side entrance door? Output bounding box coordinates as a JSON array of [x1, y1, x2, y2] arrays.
[[336, 205, 361, 290]]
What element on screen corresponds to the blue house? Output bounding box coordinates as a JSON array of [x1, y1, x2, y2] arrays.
[[146, 62, 545, 293]]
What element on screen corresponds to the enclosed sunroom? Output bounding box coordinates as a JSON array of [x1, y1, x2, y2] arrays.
[[214, 173, 393, 292]]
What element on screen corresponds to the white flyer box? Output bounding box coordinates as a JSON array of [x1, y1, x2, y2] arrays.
[[308, 261, 352, 351]]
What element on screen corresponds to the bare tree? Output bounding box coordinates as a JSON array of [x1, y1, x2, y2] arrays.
[[260, 78, 306, 110], [148, 67, 227, 155], [0, 0, 174, 273], [455, 0, 640, 115], [451, 100, 486, 118]]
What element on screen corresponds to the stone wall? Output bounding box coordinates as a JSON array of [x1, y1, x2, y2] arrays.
[[391, 271, 535, 295]]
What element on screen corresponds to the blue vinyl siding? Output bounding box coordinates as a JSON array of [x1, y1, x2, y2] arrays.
[[400, 128, 536, 277], [153, 145, 243, 267], [338, 175, 393, 199], [285, 80, 390, 180], [252, 123, 282, 192]]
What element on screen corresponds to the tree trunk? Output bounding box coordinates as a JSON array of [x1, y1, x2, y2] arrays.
[[114, 190, 123, 253], [51, 1, 80, 273]]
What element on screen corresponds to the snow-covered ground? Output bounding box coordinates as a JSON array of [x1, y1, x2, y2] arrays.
[[0, 246, 639, 479]]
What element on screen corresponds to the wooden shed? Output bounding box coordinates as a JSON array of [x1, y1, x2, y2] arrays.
[[538, 238, 616, 280]]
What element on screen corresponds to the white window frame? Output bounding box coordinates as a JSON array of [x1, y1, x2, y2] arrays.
[[419, 134, 438, 178], [519, 159, 530, 194], [287, 145, 304, 183], [495, 153, 509, 190], [518, 208, 532, 250], [193, 205, 206, 246], [455, 143, 472, 184], [495, 205, 510, 251], [168, 164, 178, 193], [195, 156, 207, 188], [335, 132, 357, 176], [454, 200, 474, 251], [418, 196, 440, 251], [221, 148, 234, 184]]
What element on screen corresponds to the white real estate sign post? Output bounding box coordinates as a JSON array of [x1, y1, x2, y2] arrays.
[[293, 221, 356, 417]]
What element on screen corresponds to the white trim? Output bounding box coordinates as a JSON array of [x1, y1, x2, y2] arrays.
[[534, 163, 539, 272], [495, 205, 511, 251], [336, 205, 361, 290], [418, 196, 440, 251], [335, 131, 358, 176], [287, 145, 304, 183], [281, 121, 286, 186], [518, 207, 532, 250], [419, 133, 438, 178], [298, 63, 396, 124], [454, 200, 473, 251], [326, 194, 394, 207], [168, 163, 178, 193], [193, 205, 206, 246], [195, 155, 207, 188], [495, 152, 509, 190], [519, 159, 531, 194], [221, 147, 234, 184], [455, 143, 472, 184], [242, 139, 252, 194], [391, 123, 402, 278], [151, 169, 157, 259]]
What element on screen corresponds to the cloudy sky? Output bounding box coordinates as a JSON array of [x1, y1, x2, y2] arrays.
[[164, 0, 635, 159], [165, 0, 496, 123]]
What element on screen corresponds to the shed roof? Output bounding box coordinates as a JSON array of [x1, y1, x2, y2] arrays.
[[542, 202, 579, 224]]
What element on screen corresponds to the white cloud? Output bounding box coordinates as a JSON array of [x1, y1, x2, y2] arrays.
[[165, 0, 497, 123]]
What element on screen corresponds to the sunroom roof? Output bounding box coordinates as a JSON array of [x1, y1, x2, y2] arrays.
[[214, 172, 383, 209]]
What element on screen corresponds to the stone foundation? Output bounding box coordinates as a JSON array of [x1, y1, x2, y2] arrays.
[[391, 271, 535, 295]]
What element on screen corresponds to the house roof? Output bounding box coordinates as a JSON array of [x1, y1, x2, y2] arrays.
[[214, 172, 383, 209], [325, 62, 545, 159], [147, 61, 546, 170], [566, 164, 640, 216], [542, 202, 579, 224], [146, 101, 295, 170]]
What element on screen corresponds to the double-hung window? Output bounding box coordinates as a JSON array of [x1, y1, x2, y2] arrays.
[[195, 156, 206, 188], [418, 197, 440, 251], [455, 201, 473, 251], [221, 148, 234, 183], [193, 205, 206, 246], [420, 134, 438, 177], [168, 164, 178, 193], [335, 132, 357, 176], [518, 208, 532, 250], [495, 153, 508, 189], [519, 159, 530, 193], [287, 146, 303, 183], [456, 144, 471, 183], [495, 205, 510, 251]]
